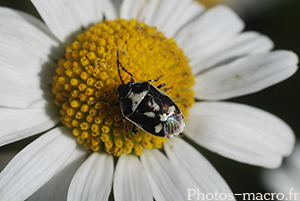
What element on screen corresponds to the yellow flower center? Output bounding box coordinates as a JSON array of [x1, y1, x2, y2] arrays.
[[52, 19, 195, 156]]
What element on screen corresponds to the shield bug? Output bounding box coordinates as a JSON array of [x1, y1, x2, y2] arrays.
[[91, 50, 185, 138]]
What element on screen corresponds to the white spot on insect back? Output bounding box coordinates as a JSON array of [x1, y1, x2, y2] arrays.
[[159, 114, 168, 122], [155, 123, 163, 133], [152, 100, 160, 111], [167, 105, 175, 114], [158, 105, 175, 122], [128, 91, 148, 112], [144, 111, 155, 118]]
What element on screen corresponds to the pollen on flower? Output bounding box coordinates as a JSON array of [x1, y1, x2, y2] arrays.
[[52, 18, 194, 156]]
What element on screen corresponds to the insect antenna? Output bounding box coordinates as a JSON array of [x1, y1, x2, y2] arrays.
[[117, 50, 135, 84], [116, 50, 124, 84]]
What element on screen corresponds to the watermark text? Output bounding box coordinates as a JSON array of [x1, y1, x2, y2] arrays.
[[187, 188, 300, 200]]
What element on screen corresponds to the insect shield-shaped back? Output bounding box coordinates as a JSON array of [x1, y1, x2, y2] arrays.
[[91, 50, 185, 138], [118, 81, 185, 138]]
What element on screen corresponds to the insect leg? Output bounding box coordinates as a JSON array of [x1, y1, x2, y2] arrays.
[[117, 50, 135, 83], [148, 75, 162, 82], [89, 92, 118, 105], [132, 124, 138, 134], [157, 83, 173, 92], [92, 98, 119, 107], [148, 75, 173, 91], [122, 118, 129, 133]]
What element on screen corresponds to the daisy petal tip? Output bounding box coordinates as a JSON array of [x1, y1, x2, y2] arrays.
[[275, 50, 299, 77], [193, 49, 299, 100], [266, 138, 295, 169], [267, 157, 285, 169], [284, 50, 299, 63], [254, 31, 275, 49], [185, 102, 296, 169], [211, 5, 245, 29], [276, 50, 299, 65]]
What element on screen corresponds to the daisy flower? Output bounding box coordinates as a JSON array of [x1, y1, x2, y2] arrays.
[[0, 0, 298, 200]]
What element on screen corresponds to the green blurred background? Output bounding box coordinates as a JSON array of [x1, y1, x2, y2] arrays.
[[0, 0, 299, 200]]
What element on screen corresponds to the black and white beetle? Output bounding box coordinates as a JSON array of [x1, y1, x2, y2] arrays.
[[91, 50, 185, 138]]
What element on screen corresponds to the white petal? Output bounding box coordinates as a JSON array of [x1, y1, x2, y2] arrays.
[[0, 7, 61, 60], [185, 102, 295, 168], [262, 143, 300, 193], [190, 31, 274, 75], [0, 7, 61, 108], [31, 0, 80, 42], [67, 152, 113, 201], [137, 0, 204, 38], [147, 0, 181, 30], [0, 106, 59, 147], [161, 1, 204, 38], [114, 154, 152, 201], [31, 0, 107, 42], [194, 51, 298, 100], [69, 0, 117, 27], [70, 0, 103, 29], [0, 68, 50, 108], [101, 0, 118, 20], [140, 149, 196, 201], [0, 127, 77, 201], [0, 39, 57, 86], [164, 138, 236, 200], [138, 0, 161, 25], [120, 0, 147, 20], [28, 147, 87, 201], [175, 6, 244, 60]]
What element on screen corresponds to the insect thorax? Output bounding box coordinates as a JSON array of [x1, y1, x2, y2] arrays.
[[117, 83, 132, 101]]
